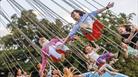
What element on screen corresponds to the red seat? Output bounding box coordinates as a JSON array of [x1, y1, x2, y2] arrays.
[[51, 49, 65, 62], [83, 20, 104, 41]]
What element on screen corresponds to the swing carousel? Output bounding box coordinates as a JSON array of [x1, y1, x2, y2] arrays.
[[0, 0, 138, 77]]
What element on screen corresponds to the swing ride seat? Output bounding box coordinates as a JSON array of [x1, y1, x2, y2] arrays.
[[82, 19, 104, 41], [50, 49, 65, 62]]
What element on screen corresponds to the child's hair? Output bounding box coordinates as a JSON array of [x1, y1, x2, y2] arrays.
[[71, 9, 86, 17], [39, 37, 49, 46], [123, 24, 132, 32], [14, 69, 18, 77], [83, 44, 92, 54], [63, 67, 76, 77], [52, 69, 61, 77], [36, 63, 41, 70], [118, 24, 132, 32], [14, 68, 21, 77], [37, 33, 44, 38]]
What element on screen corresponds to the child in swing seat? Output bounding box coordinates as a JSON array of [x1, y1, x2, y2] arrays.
[[117, 24, 138, 49], [63, 2, 114, 43], [84, 41, 118, 66], [38, 36, 70, 76], [83, 42, 119, 75], [121, 42, 138, 59], [86, 57, 119, 75]]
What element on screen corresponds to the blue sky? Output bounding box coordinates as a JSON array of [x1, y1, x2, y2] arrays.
[[0, 0, 138, 37]]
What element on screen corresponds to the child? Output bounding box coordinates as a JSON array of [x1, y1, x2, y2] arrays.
[[121, 42, 138, 59], [117, 24, 138, 49], [39, 36, 70, 76], [64, 2, 114, 43], [85, 43, 118, 74], [84, 42, 118, 66]]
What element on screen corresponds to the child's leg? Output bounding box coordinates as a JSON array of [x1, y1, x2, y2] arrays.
[[55, 42, 70, 52], [97, 53, 111, 64], [123, 50, 128, 59], [104, 64, 118, 72], [80, 23, 92, 33], [109, 58, 118, 65], [101, 67, 116, 75], [98, 64, 118, 75], [97, 57, 106, 64], [49, 46, 62, 59], [100, 52, 116, 61], [98, 64, 113, 75]]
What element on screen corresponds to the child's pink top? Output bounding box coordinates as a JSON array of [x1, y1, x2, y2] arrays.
[[41, 38, 61, 74]]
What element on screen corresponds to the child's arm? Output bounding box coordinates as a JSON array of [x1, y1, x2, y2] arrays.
[[124, 28, 136, 43], [95, 2, 114, 14], [41, 52, 48, 77], [91, 41, 100, 52], [87, 55, 97, 71], [73, 35, 84, 44], [123, 48, 129, 59], [98, 64, 117, 75]]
